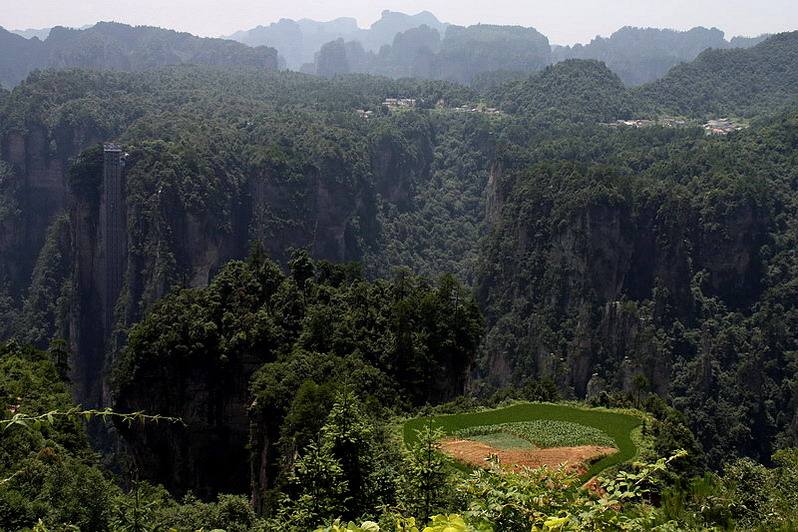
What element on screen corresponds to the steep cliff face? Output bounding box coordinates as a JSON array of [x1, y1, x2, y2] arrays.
[[249, 165, 374, 266], [1, 127, 79, 295], [0, 103, 133, 402], [478, 157, 771, 396], [65, 138, 382, 407], [0, 95, 120, 296], [369, 116, 434, 209], [0, 68, 488, 501]]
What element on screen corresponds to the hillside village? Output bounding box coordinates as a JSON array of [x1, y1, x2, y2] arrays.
[[605, 116, 748, 134], [356, 98, 504, 119]]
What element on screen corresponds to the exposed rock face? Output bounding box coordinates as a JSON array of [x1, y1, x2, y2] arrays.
[[478, 165, 769, 396], [0, 127, 84, 294], [369, 121, 434, 209], [0, 113, 124, 405], [70, 181, 104, 404], [249, 165, 374, 265], [484, 162, 503, 227]]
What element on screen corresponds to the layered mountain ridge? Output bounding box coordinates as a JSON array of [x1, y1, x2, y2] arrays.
[[0, 21, 279, 88], [2, 13, 770, 89]]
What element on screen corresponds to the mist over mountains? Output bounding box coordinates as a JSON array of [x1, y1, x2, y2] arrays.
[[226, 10, 448, 69], [552, 26, 769, 85], [2, 10, 770, 89], [10, 27, 54, 40], [0, 21, 279, 88], [227, 9, 768, 84]]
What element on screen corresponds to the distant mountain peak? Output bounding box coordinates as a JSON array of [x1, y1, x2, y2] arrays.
[[10, 27, 53, 40]]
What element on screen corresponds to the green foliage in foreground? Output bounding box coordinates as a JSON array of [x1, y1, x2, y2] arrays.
[[0, 341, 116, 531], [456, 420, 617, 449], [1, 408, 183, 434], [315, 448, 798, 531], [312, 451, 705, 532], [404, 403, 641, 479], [4, 339, 798, 530]]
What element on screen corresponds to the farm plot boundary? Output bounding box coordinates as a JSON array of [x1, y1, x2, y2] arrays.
[[403, 403, 643, 479]]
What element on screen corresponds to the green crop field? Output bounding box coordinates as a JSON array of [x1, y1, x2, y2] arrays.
[[456, 420, 616, 449], [465, 431, 534, 450], [403, 403, 642, 479]]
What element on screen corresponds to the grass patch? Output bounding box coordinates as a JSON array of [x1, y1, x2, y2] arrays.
[[457, 420, 615, 449], [404, 402, 642, 479]]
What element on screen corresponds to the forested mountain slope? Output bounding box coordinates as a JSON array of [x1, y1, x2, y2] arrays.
[[553, 26, 767, 86], [3, 30, 798, 411], [477, 109, 798, 467], [2, 27, 798, 404], [0, 22, 279, 88], [112, 254, 482, 498], [0, 67, 487, 406], [637, 31, 798, 116], [486, 32, 798, 121], [490, 59, 636, 122]]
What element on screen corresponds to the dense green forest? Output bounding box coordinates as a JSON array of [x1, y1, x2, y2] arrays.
[[637, 31, 798, 116], [2, 23, 798, 532]]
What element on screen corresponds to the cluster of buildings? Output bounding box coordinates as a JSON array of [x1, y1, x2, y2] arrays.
[[606, 117, 688, 129], [703, 118, 746, 135], [608, 119, 657, 128], [452, 104, 503, 115], [357, 98, 504, 119], [605, 116, 748, 136], [383, 98, 417, 110]]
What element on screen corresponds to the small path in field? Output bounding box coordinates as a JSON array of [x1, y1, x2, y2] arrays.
[[440, 438, 617, 475]]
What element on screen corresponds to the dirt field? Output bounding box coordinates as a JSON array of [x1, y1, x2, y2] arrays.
[[440, 438, 617, 475]]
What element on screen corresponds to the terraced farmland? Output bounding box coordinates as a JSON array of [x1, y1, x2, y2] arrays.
[[403, 403, 643, 479]]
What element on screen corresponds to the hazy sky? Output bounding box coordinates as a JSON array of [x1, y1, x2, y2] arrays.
[[2, 0, 796, 45]]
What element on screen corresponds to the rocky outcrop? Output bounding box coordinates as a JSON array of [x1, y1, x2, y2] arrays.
[[0, 116, 109, 292], [369, 121, 434, 209]]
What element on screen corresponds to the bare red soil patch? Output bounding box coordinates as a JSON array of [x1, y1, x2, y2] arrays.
[[440, 438, 617, 475]]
